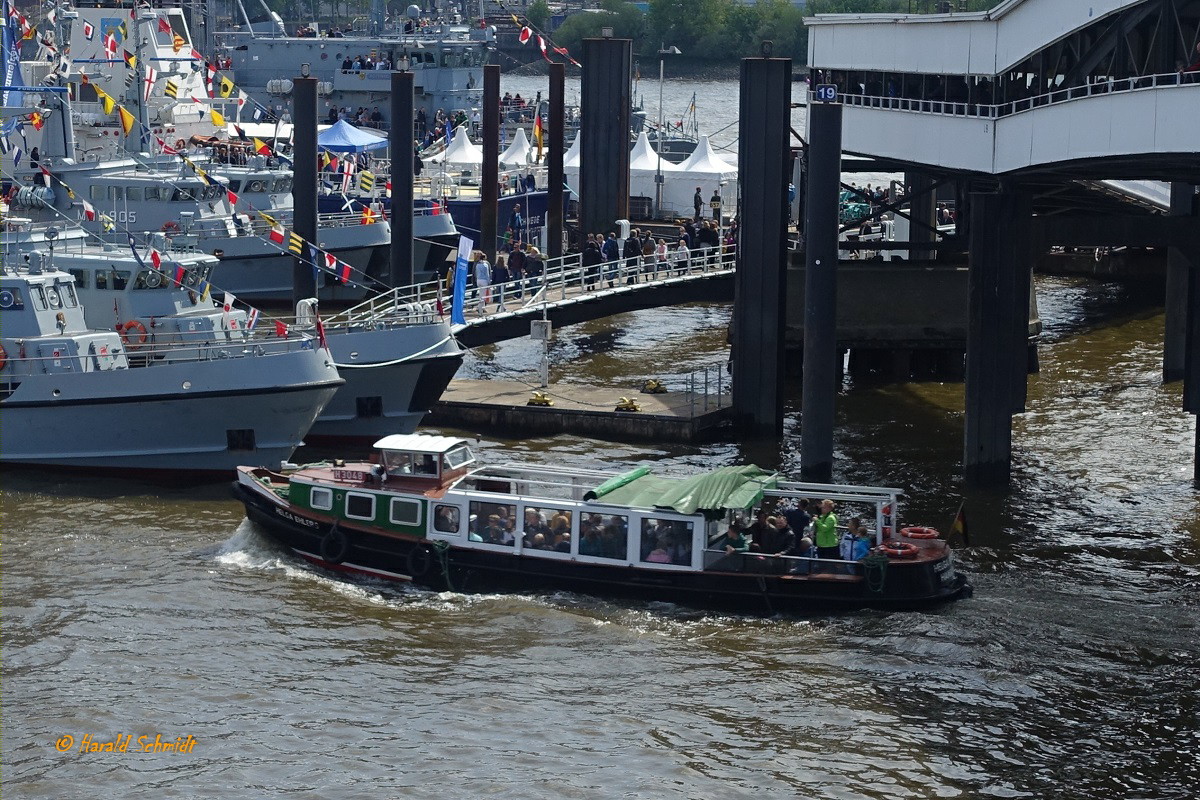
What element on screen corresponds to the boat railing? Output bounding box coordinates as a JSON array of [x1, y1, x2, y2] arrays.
[[0, 333, 322, 373], [837, 70, 1199, 121]]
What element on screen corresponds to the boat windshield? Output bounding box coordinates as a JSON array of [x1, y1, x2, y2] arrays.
[[444, 445, 473, 470], [382, 450, 439, 477]]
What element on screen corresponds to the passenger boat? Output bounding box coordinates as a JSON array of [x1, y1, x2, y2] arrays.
[[234, 434, 972, 613]]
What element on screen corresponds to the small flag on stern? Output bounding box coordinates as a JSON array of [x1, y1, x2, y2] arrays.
[[949, 501, 969, 547]]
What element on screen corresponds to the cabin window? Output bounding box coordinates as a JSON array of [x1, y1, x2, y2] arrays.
[[110, 270, 130, 290], [94, 271, 108, 290], [432, 504, 460, 533], [58, 282, 79, 307], [389, 497, 421, 526], [640, 519, 694, 566], [519, 506, 572, 553], [311, 487, 333, 510], [468, 500, 516, 545], [227, 180, 242, 193], [126, 187, 143, 201], [172, 187, 195, 201], [147, 187, 169, 201], [90, 185, 106, 202], [579, 512, 629, 561], [29, 284, 47, 310], [68, 269, 89, 289], [444, 445, 472, 470], [345, 492, 376, 520]]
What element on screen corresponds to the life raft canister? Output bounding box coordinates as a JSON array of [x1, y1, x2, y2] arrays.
[[900, 526, 940, 540]]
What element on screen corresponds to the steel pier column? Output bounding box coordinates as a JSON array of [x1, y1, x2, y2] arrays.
[[547, 62, 565, 260], [732, 57, 791, 440], [906, 172, 938, 262], [389, 70, 415, 286], [1165, 183, 1197, 383], [580, 37, 631, 241], [291, 75, 318, 306], [964, 188, 1032, 485], [798, 95, 841, 481], [481, 64, 500, 260]]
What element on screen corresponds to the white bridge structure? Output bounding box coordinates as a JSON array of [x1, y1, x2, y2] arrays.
[[800, 0, 1200, 485], [806, 0, 1200, 180]]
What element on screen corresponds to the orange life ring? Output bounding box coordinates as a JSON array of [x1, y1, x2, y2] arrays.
[[900, 526, 940, 540], [161, 220, 180, 233], [878, 540, 920, 559], [119, 319, 148, 349], [0, 342, 7, 371]]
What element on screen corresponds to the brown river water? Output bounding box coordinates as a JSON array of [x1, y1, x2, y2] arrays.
[[4, 269, 1198, 798]]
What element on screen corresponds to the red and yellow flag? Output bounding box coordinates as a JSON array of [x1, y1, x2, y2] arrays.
[[118, 105, 136, 135]]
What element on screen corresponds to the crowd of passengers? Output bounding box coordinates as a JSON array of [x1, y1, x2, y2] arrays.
[[721, 499, 876, 570]]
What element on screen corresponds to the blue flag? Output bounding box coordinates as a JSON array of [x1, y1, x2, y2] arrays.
[[450, 234, 472, 325]]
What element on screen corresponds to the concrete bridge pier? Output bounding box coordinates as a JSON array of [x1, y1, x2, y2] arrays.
[[906, 172, 939, 261], [964, 188, 1033, 486], [1165, 183, 1198, 383]]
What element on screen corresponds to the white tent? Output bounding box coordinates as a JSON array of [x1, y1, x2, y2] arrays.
[[428, 125, 483, 167], [563, 135, 581, 168], [678, 136, 737, 180], [629, 131, 679, 173], [499, 127, 531, 168]]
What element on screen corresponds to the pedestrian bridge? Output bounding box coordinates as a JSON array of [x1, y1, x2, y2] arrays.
[[806, 0, 1200, 180], [327, 248, 736, 349]]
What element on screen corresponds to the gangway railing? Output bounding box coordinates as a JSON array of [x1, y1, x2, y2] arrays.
[[838, 70, 1199, 121], [325, 243, 738, 330]]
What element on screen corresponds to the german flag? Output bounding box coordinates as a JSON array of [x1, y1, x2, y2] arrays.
[[286, 231, 305, 254], [164, 79, 179, 99], [358, 170, 375, 192]]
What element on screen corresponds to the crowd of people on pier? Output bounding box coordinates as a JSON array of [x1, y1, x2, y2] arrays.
[[458, 216, 738, 315]]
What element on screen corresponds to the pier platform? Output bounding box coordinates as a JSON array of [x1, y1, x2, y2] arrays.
[[425, 379, 733, 442]]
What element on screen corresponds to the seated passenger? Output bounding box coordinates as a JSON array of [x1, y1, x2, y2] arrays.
[[723, 524, 749, 555], [579, 526, 604, 557], [553, 532, 570, 553], [529, 533, 546, 550], [550, 512, 570, 535], [646, 540, 671, 563]]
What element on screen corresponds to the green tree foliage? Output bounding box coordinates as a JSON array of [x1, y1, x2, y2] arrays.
[[527, 0, 551, 30], [553, 0, 647, 56]]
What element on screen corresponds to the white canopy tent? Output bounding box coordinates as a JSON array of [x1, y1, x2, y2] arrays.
[[499, 127, 531, 168], [427, 125, 483, 167], [563, 135, 580, 168], [678, 136, 737, 180]]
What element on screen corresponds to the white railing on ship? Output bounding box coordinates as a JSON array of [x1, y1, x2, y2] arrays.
[[838, 70, 1198, 120]]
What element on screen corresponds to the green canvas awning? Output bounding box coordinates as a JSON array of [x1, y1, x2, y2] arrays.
[[586, 465, 777, 516]]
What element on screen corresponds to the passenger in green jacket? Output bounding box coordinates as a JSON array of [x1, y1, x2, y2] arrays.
[[724, 524, 750, 555], [813, 499, 840, 561]]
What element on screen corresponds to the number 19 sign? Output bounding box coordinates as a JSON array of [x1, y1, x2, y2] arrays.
[[814, 84, 839, 103]]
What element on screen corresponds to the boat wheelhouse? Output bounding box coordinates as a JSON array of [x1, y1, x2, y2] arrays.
[[235, 435, 971, 613]]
